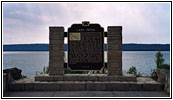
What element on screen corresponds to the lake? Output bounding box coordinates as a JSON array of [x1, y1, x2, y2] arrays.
[[3, 51, 170, 77]]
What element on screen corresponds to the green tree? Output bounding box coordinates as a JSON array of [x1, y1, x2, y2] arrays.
[[155, 51, 164, 69]]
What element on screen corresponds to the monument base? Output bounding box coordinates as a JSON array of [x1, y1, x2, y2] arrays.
[[35, 74, 137, 82], [9, 77, 164, 91]]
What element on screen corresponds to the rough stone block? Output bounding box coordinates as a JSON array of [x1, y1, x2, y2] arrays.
[[49, 40, 64, 45], [35, 75, 54, 82], [49, 27, 64, 34], [79, 76, 89, 81], [49, 71, 62, 76], [108, 51, 122, 60], [49, 31, 64, 35], [9, 83, 25, 91], [53, 76, 64, 81], [98, 76, 108, 81], [123, 77, 137, 82], [108, 60, 122, 64], [59, 82, 86, 91], [108, 68, 122, 74], [49, 34, 64, 40], [49, 59, 64, 63], [128, 83, 141, 91], [107, 62, 122, 70], [24, 83, 34, 91], [107, 76, 119, 81], [107, 82, 129, 91], [142, 83, 164, 91], [49, 51, 64, 57], [108, 58, 121, 62], [58, 70, 64, 75], [94, 82, 107, 91], [49, 57, 64, 63], [107, 36, 122, 40], [109, 51, 121, 56], [108, 45, 122, 51], [49, 69, 64, 76], [49, 45, 64, 51], [34, 82, 58, 91], [49, 62, 64, 68], [107, 40, 122, 45], [108, 26, 122, 31], [88, 76, 98, 81], [86, 81, 95, 91], [108, 69, 122, 76], [108, 32, 122, 37], [107, 76, 136, 82], [63, 76, 80, 81]]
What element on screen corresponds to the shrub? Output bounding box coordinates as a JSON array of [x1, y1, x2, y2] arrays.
[[88, 67, 107, 74], [64, 67, 107, 74], [159, 64, 170, 70], [127, 66, 137, 75], [64, 67, 71, 74], [22, 75, 27, 78], [64, 67, 86, 74], [43, 66, 49, 74], [35, 66, 49, 75], [136, 72, 142, 77]]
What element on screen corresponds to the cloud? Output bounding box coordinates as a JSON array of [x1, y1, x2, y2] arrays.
[[3, 2, 170, 44]]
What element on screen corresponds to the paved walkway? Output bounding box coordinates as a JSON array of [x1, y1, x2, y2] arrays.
[[3, 91, 170, 97]]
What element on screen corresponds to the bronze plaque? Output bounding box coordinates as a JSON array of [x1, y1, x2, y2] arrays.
[[68, 22, 104, 70]]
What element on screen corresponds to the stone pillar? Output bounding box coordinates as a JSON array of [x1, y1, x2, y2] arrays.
[[49, 27, 64, 76], [107, 26, 122, 76]]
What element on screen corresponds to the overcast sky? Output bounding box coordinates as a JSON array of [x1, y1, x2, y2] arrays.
[[3, 2, 170, 44]]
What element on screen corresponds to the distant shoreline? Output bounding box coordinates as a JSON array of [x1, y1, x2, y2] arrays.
[[3, 44, 170, 51]]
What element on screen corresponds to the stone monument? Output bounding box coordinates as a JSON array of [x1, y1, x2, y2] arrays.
[[48, 21, 122, 76], [10, 21, 165, 91], [35, 21, 136, 83]]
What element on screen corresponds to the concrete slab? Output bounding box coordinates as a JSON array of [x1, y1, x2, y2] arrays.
[[113, 91, 170, 97], [3, 91, 55, 97], [53, 91, 114, 97], [3, 91, 170, 97]]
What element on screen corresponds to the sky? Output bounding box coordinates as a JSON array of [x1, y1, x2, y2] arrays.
[[3, 2, 170, 44]]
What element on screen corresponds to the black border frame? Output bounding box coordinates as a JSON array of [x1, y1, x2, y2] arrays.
[[1, 1, 172, 99]]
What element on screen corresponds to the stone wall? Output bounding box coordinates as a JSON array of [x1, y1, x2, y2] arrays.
[[165, 75, 170, 94], [49, 27, 64, 75], [107, 26, 122, 76], [156, 69, 170, 94], [3, 73, 7, 92]]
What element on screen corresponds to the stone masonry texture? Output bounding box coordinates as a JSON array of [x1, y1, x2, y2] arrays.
[[49, 27, 64, 75], [107, 26, 122, 76]]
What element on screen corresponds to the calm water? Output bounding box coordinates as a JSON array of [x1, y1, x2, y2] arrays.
[[3, 51, 170, 77]]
